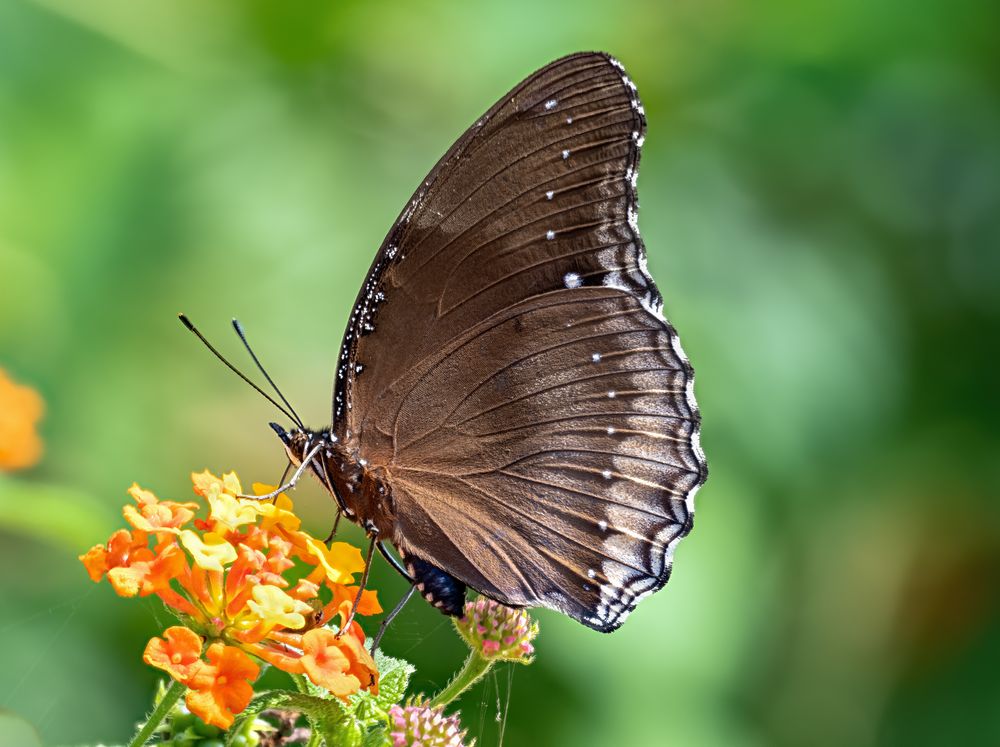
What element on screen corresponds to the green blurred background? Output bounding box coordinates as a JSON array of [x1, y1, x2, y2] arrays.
[[2, 0, 998, 744]]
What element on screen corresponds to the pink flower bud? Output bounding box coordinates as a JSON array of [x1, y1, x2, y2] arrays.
[[388, 702, 468, 747], [453, 598, 539, 663]]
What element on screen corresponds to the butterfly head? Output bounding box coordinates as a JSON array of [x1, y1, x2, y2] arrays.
[[270, 421, 307, 466], [269, 422, 356, 521], [270, 422, 337, 468]]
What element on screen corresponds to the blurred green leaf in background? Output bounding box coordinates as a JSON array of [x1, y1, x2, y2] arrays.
[[1, 0, 998, 744]]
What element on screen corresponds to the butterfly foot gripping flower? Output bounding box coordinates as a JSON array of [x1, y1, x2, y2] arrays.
[[80, 471, 382, 733], [389, 699, 470, 747], [455, 598, 538, 662]]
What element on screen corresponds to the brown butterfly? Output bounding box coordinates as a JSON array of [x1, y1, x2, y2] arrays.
[[184, 52, 707, 638]]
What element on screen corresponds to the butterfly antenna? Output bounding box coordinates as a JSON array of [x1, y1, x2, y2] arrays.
[[178, 313, 302, 426], [231, 318, 305, 429]]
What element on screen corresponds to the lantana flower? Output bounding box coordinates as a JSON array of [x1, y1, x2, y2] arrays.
[[81, 471, 382, 728], [428, 599, 540, 712], [389, 700, 469, 747], [0, 368, 44, 471], [455, 598, 538, 662]]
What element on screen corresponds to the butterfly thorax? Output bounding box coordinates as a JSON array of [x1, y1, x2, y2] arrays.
[[275, 425, 397, 539]]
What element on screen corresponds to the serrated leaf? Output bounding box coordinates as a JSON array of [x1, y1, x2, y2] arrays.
[[224, 657, 413, 747], [349, 690, 379, 725], [371, 651, 415, 712], [226, 689, 349, 746], [361, 722, 389, 747], [226, 691, 295, 746], [318, 717, 365, 747]]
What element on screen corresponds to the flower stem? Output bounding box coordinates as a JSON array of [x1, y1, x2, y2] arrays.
[[430, 650, 494, 707], [127, 678, 185, 747]]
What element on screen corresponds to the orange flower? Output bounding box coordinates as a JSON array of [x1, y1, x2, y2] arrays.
[[143, 626, 204, 681], [80, 528, 149, 582], [81, 470, 383, 726], [0, 368, 44, 471], [300, 627, 379, 698], [123, 483, 198, 532], [185, 643, 259, 729], [106, 540, 187, 598], [330, 584, 383, 618]]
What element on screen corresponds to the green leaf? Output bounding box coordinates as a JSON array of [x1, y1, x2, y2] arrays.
[[361, 722, 389, 747], [226, 691, 291, 745], [337, 650, 414, 738], [370, 651, 415, 713], [317, 717, 363, 747], [225, 690, 348, 747], [224, 654, 413, 747]]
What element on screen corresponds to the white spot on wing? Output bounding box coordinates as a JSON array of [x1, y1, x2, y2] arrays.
[[563, 272, 582, 289], [546, 229, 555, 240], [627, 205, 639, 233], [544, 98, 557, 110]]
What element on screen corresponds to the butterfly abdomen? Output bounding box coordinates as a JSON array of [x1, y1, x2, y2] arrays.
[[404, 555, 467, 616]]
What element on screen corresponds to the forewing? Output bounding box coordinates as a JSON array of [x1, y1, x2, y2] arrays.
[[335, 52, 656, 426]]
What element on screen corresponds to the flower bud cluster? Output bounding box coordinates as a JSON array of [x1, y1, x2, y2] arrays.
[[388, 700, 468, 747], [455, 597, 538, 662]]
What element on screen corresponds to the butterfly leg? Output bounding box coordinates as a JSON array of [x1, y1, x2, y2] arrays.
[[368, 584, 417, 653], [338, 527, 378, 637], [239, 442, 323, 501], [275, 460, 291, 490], [323, 510, 343, 544], [377, 541, 415, 582]]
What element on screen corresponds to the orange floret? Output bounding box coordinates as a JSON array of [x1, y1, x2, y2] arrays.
[[300, 627, 379, 698], [143, 626, 204, 682], [185, 643, 259, 729], [123, 483, 198, 533]]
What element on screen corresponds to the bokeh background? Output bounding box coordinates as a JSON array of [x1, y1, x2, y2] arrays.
[[2, 0, 998, 744]]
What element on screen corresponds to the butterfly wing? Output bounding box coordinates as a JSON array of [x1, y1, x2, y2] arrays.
[[334, 52, 707, 631]]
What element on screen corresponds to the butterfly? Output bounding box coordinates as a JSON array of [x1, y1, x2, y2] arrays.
[[184, 52, 707, 636]]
